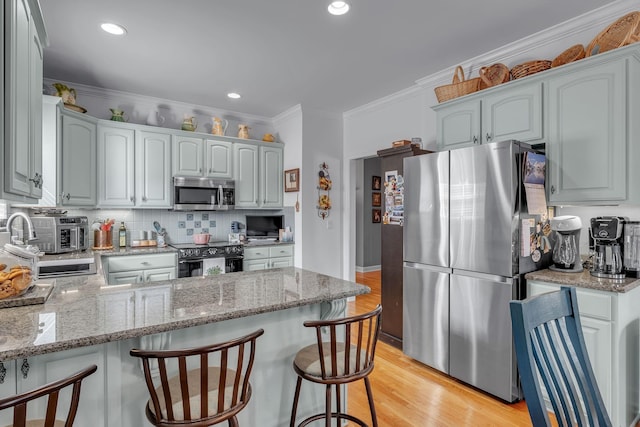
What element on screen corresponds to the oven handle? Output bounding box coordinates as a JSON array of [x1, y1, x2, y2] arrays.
[[179, 259, 204, 265]]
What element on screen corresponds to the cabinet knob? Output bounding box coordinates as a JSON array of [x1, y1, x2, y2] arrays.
[[65, 193, 71, 200], [29, 173, 43, 188], [142, 196, 147, 202], [130, 196, 135, 202], [473, 136, 478, 144], [550, 185, 556, 194], [199, 168, 202, 173], [208, 168, 212, 173], [486, 132, 492, 142]]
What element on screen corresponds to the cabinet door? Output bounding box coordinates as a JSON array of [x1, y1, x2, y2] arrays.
[[60, 114, 97, 206], [482, 82, 543, 144], [97, 291, 135, 332], [107, 271, 143, 285], [261, 146, 283, 208], [243, 259, 269, 271], [580, 316, 612, 412], [97, 125, 135, 207], [234, 143, 259, 208], [172, 135, 203, 176], [28, 13, 43, 199], [20, 346, 108, 427], [205, 140, 233, 178], [547, 59, 626, 203], [436, 100, 481, 150], [136, 131, 172, 208], [143, 267, 176, 282], [135, 286, 171, 326]]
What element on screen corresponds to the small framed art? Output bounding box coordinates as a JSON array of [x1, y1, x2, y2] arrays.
[[372, 192, 381, 207], [285, 168, 300, 192], [372, 209, 381, 223], [372, 175, 381, 191]]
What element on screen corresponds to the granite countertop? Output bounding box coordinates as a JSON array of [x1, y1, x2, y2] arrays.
[[39, 246, 177, 262], [525, 268, 640, 293], [0, 268, 368, 360]]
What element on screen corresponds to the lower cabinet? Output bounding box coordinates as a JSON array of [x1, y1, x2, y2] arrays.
[[103, 253, 177, 285], [243, 244, 294, 271], [0, 343, 121, 427], [527, 281, 640, 427]]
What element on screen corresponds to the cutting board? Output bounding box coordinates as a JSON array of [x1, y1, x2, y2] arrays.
[[0, 283, 54, 309]]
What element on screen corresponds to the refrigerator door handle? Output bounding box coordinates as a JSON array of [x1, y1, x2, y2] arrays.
[[404, 262, 452, 274], [451, 268, 514, 285]]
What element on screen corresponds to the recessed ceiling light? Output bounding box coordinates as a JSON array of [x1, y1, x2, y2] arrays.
[[328, 1, 350, 15], [227, 92, 241, 99], [100, 22, 127, 36]]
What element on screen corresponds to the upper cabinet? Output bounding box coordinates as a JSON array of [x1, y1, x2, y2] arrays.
[[234, 143, 283, 209], [172, 135, 233, 179], [98, 124, 172, 208], [60, 112, 97, 206], [435, 81, 543, 150], [547, 58, 627, 204], [2, 0, 47, 201]]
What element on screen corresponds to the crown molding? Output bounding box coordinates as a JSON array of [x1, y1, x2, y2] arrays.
[[272, 104, 302, 124], [417, 0, 638, 88], [43, 77, 273, 125], [343, 85, 423, 118]]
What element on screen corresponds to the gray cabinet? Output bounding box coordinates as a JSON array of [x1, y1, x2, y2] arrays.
[[243, 245, 293, 271], [234, 143, 283, 209], [98, 125, 171, 208], [60, 112, 97, 206], [102, 253, 177, 285], [172, 135, 232, 179], [2, 0, 47, 201], [435, 81, 543, 150], [547, 58, 627, 204]]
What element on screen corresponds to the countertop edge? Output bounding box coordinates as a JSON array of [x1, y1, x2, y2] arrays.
[[525, 269, 640, 293]]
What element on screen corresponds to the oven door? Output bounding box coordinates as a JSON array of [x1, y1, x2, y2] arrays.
[[178, 259, 203, 278], [226, 256, 243, 273]]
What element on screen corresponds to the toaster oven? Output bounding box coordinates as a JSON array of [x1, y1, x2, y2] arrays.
[[30, 216, 89, 254]]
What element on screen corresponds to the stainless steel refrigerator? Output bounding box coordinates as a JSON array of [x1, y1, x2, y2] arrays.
[[403, 140, 548, 402]]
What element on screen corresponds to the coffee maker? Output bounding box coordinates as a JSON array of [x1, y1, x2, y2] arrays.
[[590, 216, 625, 279], [623, 221, 640, 278], [549, 215, 583, 272]]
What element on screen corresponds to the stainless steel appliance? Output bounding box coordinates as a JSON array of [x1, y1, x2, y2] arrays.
[[590, 216, 625, 279], [170, 242, 243, 277], [403, 140, 551, 403], [173, 176, 235, 211], [549, 215, 583, 273], [624, 221, 640, 278], [30, 216, 89, 254]]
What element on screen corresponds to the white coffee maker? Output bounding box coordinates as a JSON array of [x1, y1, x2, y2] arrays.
[[549, 215, 583, 273]]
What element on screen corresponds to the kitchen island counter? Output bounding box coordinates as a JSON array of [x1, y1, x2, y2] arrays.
[[525, 268, 640, 293], [0, 268, 368, 360]]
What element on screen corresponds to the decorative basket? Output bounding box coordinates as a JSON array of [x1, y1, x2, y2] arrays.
[[434, 66, 481, 103], [478, 63, 510, 89], [551, 44, 586, 67], [510, 60, 551, 79], [586, 11, 640, 56]]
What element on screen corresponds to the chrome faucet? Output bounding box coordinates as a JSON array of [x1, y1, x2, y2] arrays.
[[6, 212, 37, 245]]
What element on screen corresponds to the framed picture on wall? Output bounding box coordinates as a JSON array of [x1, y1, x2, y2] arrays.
[[284, 168, 300, 192], [372, 209, 381, 223], [372, 175, 381, 190], [372, 192, 381, 207]]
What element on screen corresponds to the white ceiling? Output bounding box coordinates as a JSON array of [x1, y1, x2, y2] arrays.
[[40, 0, 615, 118]]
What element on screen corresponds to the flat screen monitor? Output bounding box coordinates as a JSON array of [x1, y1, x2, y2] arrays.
[[245, 215, 284, 239]]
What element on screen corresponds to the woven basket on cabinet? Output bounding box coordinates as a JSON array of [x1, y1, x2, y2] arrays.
[[434, 66, 481, 103], [510, 60, 551, 79]]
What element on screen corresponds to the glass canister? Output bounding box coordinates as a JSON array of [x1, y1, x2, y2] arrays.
[[623, 221, 640, 277], [0, 248, 35, 299]]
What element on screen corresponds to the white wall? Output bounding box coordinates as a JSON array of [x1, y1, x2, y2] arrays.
[[341, 0, 640, 277], [301, 107, 343, 277], [273, 105, 303, 267]]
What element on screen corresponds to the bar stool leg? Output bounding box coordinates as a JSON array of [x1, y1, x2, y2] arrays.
[[364, 376, 378, 427], [228, 415, 239, 427], [335, 383, 341, 425], [290, 376, 303, 427], [324, 384, 332, 427]]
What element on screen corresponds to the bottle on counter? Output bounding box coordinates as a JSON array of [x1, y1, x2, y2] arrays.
[[119, 222, 127, 247]]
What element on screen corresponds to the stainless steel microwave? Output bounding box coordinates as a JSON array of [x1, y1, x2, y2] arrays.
[[173, 176, 235, 211], [30, 216, 90, 254]]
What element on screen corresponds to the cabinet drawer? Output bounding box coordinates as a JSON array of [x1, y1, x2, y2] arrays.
[[243, 247, 271, 260], [269, 245, 293, 258], [106, 253, 177, 273], [528, 281, 612, 321]]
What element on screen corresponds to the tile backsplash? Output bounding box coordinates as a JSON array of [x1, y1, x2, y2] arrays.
[[8, 207, 294, 247]]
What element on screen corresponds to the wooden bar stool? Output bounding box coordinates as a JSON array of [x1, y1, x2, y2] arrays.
[[290, 305, 382, 427], [0, 364, 97, 427], [130, 329, 264, 427]]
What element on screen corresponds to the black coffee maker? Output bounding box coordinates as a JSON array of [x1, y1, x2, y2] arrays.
[[590, 216, 625, 279]]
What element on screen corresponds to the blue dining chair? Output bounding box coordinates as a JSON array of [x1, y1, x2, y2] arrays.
[[510, 286, 612, 427]]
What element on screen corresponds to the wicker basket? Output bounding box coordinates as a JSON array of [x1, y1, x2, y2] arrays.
[[586, 11, 640, 56], [434, 66, 481, 103], [551, 44, 586, 67], [510, 60, 551, 79], [479, 63, 510, 89]]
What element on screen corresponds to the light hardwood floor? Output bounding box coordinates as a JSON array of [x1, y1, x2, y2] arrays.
[[345, 270, 538, 426]]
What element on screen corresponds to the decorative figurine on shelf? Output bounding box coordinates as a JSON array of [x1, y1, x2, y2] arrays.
[[109, 108, 128, 122], [52, 82, 77, 105], [238, 124, 250, 139], [181, 115, 197, 132], [317, 162, 332, 219], [212, 117, 228, 136]]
